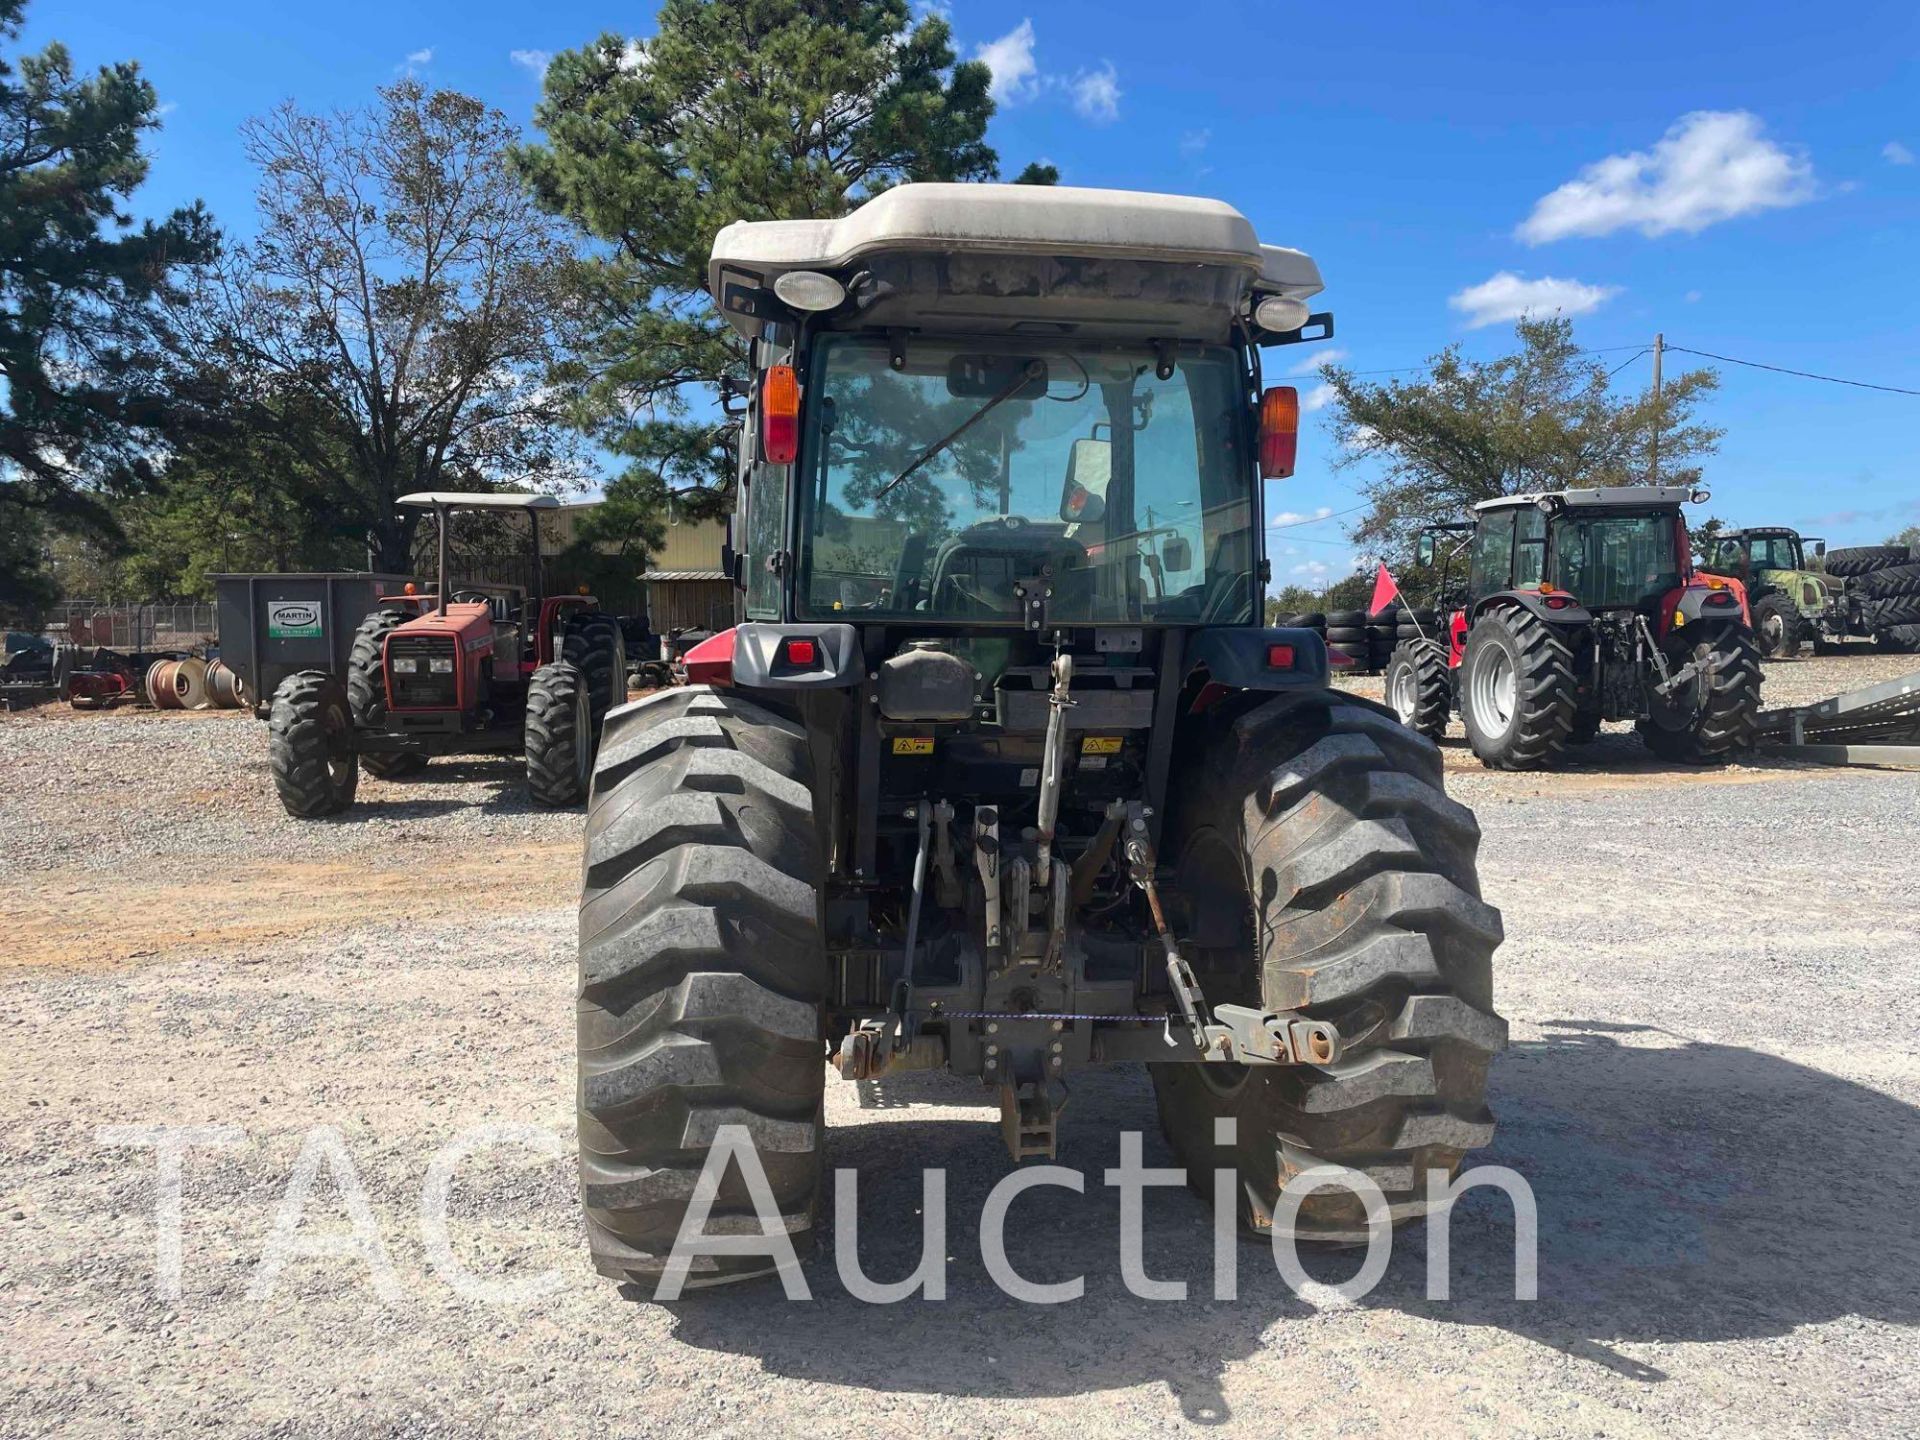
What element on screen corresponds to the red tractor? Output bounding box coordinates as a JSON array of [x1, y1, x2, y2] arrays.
[[1387, 486, 1761, 768], [267, 492, 625, 817]]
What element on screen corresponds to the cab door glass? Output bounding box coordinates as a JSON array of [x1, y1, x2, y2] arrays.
[[1468, 510, 1516, 599], [1513, 506, 1546, 588]]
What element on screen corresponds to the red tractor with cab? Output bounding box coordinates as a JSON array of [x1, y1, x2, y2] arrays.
[[1387, 486, 1761, 768], [267, 492, 625, 817]]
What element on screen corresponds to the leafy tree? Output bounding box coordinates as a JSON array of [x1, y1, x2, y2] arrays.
[[1322, 316, 1721, 564], [176, 81, 587, 572], [1885, 524, 1920, 554], [514, 0, 1041, 513], [0, 0, 215, 606]]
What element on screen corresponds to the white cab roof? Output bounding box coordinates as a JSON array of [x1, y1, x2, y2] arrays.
[[1476, 486, 1698, 512], [710, 183, 1321, 307], [397, 492, 561, 511]]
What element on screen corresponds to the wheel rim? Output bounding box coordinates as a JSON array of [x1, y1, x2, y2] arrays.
[[1469, 646, 1517, 735], [323, 701, 353, 789], [1389, 665, 1417, 723], [1647, 642, 1710, 731], [1760, 612, 1784, 655]]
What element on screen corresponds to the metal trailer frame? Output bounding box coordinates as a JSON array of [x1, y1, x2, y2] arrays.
[[1752, 668, 1920, 767]]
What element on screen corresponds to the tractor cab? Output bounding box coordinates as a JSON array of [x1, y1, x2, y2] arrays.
[[1697, 526, 1832, 658]]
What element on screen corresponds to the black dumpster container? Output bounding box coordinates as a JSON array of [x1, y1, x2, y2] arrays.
[[212, 572, 418, 718]]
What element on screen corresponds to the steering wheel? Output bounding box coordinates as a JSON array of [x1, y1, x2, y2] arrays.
[[451, 589, 493, 607]]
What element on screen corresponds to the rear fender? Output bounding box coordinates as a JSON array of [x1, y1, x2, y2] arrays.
[[1664, 580, 1749, 638], [1184, 626, 1329, 691], [1470, 589, 1592, 631]]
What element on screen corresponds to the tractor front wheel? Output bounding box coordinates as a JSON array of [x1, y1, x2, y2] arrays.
[[1752, 593, 1804, 660], [1154, 694, 1505, 1241], [1385, 638, 1452, 739], [268, 671, 358, 818], [576, 688, 826, 1294], [1459, 608, 1575, 770], [1639, 627, 1762, 762], [525, 662, 592, 807]]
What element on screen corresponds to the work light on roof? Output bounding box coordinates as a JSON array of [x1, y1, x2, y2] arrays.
[[773, 270, 847, 312], [1253, 295, 1311, 333]]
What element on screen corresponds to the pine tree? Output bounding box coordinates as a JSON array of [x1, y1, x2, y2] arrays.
[[0, 0, 214, 606], [514, 0, 1043, 514]]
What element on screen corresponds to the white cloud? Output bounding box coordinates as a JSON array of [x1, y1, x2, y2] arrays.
[[1449, 271, 1620, 329], [1302, 383, 1335, 413], [1285, 347, 1347, 377], [1180, 129, 1210, 158], [1518, 111, 1815, 243], [1071, 64, 1120, 122], [1885, 140, 1916, 166], [1271, 505, 1335, 526], [617, 38, 649, 71], [1684, 288, 1702, 303], [510, 49, 551, 75], [402, 47, 434, 69], [977, 20, 1040, 103], [1291, 560, 1332, 579]]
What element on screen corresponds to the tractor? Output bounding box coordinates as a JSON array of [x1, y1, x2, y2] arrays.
[[575, 183, 1508, 1294], [1699, 527, 1920, 656], [267, 492, 625, 817], [1386, 487, 1762, 769]]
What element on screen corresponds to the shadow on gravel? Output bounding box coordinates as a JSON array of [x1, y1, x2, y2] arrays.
[[315, 761, 571, 822], [657, 1023, 1920, 1419]]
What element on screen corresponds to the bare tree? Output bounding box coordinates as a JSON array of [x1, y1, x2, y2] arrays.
[[181, 81, 585, 569]]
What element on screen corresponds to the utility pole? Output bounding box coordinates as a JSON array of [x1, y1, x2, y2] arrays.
[[1649, 332, 1664, 485]]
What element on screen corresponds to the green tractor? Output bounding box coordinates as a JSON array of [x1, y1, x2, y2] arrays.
[[1698, 528, 1828, 658], [1700, 528, 1920, 656]]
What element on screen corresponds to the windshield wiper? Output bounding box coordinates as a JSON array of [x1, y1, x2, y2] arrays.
[[875, 359, 1043, 501]]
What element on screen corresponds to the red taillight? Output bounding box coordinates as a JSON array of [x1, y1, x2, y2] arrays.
[[1266, 643, 1296, 669], [1544, 594, 1571, 610], [762, 365, 800, 465], [1258, 386, 1300, 479], [783, 637, 818, 666]]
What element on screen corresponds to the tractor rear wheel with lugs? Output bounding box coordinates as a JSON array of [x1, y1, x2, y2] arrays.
[[575, 688, 826, 1294], [1154, 694, 1506, 1240]]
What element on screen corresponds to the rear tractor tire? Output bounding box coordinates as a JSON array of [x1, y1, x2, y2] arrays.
[[1154, 694, 1506, 1241], [1458, 608, 1575, 770], [576, 687, 826, 1294], [563, 610, 627, 734], [347, 608, 425, 780], [268, 671, 358, 818], [525, 662, 593, 806], [1385, 638, 1452, 740], [1639, 626, 1762, 763]]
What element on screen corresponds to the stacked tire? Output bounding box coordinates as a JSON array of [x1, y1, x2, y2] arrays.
[[1324, 610, 1370, 670], [1848, 553, 1920, 637]]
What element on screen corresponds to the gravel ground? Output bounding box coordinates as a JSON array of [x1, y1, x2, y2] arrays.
[[4, 658, 1918, 1438]]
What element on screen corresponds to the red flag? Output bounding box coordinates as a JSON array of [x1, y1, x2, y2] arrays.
[[1368, 563, 1401, 617]]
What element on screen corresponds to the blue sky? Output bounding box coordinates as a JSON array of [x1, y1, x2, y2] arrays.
[[30, 0, 1920, 580]]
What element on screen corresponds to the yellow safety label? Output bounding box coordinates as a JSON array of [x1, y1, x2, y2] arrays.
[[1080, 736, 1123, 755], [891, 737, 935, 756]]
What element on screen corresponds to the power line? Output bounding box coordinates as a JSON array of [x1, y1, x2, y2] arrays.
[[1265, 501, 1370, 531], [1605, 349, 1649, 379], [1338, 343, 1656, 379], [1663, 345, 1920, 398]]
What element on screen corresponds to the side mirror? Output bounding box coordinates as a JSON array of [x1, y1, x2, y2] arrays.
[[1415, 534, 1436, 566], [1161, 535, 1193, 572], [1815, 540, 1827, 558], [1060, 437, 1111, 525]]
